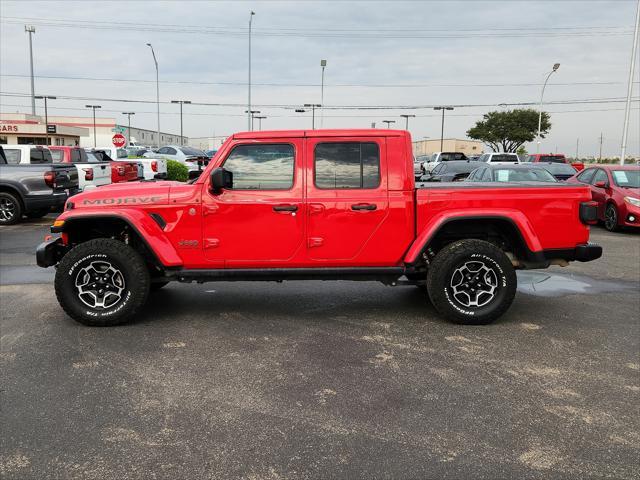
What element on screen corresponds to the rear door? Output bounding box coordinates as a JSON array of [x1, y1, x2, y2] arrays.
[[590, 168, 609, 218], [305, 136, 388, 263]]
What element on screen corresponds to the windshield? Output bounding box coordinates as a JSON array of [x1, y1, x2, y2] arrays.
[[493, 168, 557, 182], [539, 155, 566, 163], [542, 163, 576, 175], [489, 154, 519, 163], [440, 152, 467, 161], [180, 146, 206, 156], [611, 170, 640, 188]]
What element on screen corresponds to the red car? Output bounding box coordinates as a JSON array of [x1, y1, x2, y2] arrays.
[[526, 153, 584, 172], [37, 129, 601, 327], [567, 165, 640, 231]]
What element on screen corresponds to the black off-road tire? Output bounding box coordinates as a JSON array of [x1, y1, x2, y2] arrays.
[[26, 208, 50, 219], [54, 238, 150, 326], [604, 203, 619, 232], [0, 192, 23, 225], [426, 239, 517, 325]]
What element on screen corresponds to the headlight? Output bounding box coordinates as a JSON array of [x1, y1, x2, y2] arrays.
[[624, 196, 640, 207]]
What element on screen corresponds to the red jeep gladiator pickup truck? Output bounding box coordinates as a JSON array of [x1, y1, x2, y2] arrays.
[[37, 130, 601, 327]]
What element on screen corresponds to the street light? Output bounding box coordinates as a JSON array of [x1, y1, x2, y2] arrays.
[[400, 114, 415, 130], [382, 120, 396, 128], [35, 95, 56, 145], [537, 62, 560, 154], [85, 105, 101, 148], [433, 106, 454, 151], [25, 26, 36, 115], [245, 110, 260, 131], [303, 104, 321, 129], [254, 115, 267, 130], [320, 59, 327, 128], [248, 11, 255, 131], [146, 43, 160, 148], [171, 100, 191, 145], [122, 112, 135, 147]]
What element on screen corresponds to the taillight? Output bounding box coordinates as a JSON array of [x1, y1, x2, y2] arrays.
[[83, 168, 94, 181], [579, 201, 598, 225], [151, 161, 158, 172], [44, 171, 55, 188], [117, 166, 126, 176]]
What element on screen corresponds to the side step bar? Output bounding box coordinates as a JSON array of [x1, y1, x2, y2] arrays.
[[165, 267, 407, 284]]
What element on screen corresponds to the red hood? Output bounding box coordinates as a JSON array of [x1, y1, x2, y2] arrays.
[[70, 181, 179, 208]]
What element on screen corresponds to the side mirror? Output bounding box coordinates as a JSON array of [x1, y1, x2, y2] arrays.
[[594, 181, 607, 188], [210, 167, 232, 194]]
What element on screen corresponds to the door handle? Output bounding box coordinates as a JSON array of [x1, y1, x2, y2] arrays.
[[351, 204, 377, 211], [273, 205, 298, 212]]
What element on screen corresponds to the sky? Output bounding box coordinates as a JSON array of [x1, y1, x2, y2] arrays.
[[0, 0, 638, 157]]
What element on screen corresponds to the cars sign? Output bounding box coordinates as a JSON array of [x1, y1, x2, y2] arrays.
[[112, 133, 126, 148]]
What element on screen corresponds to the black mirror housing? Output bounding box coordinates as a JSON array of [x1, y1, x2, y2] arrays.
[[210, 167, 233, 194]]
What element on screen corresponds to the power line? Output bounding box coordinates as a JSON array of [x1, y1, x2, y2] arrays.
[[1, 73, 635, 89]]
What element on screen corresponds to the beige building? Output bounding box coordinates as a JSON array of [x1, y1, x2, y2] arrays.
[[413, 138, 484, 157], [0, 113, 88, 146]]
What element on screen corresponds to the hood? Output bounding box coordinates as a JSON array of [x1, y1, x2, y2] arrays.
[[70, 180, 178, 209]]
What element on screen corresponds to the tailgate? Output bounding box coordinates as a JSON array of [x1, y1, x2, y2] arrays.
[[52, 166, 79, 190]]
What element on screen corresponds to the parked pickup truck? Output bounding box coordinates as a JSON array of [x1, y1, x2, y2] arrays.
[[0, 146, 79, 225], [37, 129, 602, 327], [96, 147, 166, 180], [49, 146, 111, 191], [88, 149, 141, 183]]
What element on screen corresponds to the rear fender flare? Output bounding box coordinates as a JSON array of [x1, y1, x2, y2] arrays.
[[404, 210, 543, 265]]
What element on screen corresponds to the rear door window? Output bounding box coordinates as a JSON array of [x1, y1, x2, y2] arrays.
[[577, 168, 595, 184], [314, 142, 380, 189], [30, 148, 51, 164], [4, 149, 20, 164]]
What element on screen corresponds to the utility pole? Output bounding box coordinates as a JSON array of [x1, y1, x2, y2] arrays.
[[320, 59, 327, 128], [537, 63, 560, 153], [433, 106, 454, 151], [85, 105, 102, 148], [171, 100, 191, 145], [382, 120, 395, 128], [304, 104, 321, 129], [254, 115, 266, 130], [25, 26, 36, 115], [35, 96, 55, 145], [620, 0, 640, 165], [248, 11, 255, 131], [146, 43, 160, 148], [575, 137, 579, 160], [599, 133, 604, 161], [122, 112, 135, 146], [400, 114, 415, 130]]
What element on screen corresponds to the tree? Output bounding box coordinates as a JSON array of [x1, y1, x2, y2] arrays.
[[467, 109, 551, 153]]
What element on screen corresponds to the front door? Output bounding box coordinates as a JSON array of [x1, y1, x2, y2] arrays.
[[201, 139, 305, 267], [305, 137, 389, 264]]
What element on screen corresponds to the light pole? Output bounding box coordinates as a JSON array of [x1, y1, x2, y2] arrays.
[[35, 95, 56, 145], [122, 112, 135, 146], [620, 0, 640, 165], [400, 114, 415, 130], [382, 120, 396, 128], [171, 100, 191, 145], [433, 106, 453, 151], [254, 115, 266, 130], [85, 105, 101, 148], [248, 11, 255, 131], [304, 104, 321, 129], [245, 110, 260, 131], [537, 62, 560, 154], [146, 43, 160, 148], [320, 59, 327, 128], [25, 26, 36, 115]]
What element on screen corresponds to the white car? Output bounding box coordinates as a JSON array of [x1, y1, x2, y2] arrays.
[[423, 152, 469, 174], [96, 147, 166, 180], [147, 145, 209, 175], [477, 152, 520, 165]]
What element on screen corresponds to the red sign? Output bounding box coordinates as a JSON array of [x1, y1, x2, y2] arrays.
[[112, 133, 126, 148]]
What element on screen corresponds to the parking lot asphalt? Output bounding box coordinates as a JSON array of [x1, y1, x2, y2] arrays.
[[1, 217, 638, 480]]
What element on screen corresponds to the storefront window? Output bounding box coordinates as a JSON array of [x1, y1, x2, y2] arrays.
[[0, 136, 7, 144]]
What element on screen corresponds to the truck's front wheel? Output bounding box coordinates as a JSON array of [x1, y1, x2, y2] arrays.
[[54, 238, 150, 326], [426, 239, 516, 325]]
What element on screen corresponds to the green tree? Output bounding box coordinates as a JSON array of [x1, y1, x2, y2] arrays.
[[467, 109, 551, 153]]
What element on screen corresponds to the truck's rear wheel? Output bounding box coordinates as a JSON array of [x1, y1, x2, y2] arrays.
[[426, 239, 516, 325], [54, 238, 150, 326]]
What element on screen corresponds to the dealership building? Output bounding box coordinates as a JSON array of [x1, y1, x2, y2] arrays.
[[413, 138, 484, 157], [0, 113, 186, 148]]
